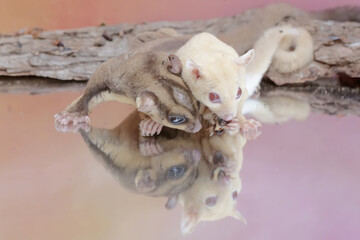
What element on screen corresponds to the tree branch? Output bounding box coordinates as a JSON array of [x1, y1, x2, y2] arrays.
[[1, 7, 360, 83]]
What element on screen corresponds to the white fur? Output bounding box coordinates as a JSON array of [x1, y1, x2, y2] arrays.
[[245, 73, 263, 97], [176, 32, 249, 120]]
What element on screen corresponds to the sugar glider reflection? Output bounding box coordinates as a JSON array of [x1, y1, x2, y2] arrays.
[[177, 131, 248, 236], [79, 111, 202, 206], [79, 110, 252, 236]]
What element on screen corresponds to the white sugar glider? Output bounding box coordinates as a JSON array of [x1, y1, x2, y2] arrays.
[[176, 25, 313, 134], [176, 32, 254, 123]]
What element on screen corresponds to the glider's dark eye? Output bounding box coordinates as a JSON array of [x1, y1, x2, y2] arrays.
[[167, 166, 186, 179], [169, 115, 186, 125]]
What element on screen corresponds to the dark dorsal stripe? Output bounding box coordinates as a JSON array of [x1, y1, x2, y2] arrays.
[[158, 77, 197, 116]]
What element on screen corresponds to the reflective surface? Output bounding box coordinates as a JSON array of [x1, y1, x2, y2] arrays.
[[1, 91, 360, 240]]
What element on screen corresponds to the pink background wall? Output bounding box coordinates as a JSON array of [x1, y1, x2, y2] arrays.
[[1, 0, 360, 34]]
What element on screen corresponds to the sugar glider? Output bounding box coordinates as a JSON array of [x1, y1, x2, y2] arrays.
[[55, 51, 202, 135], [79, 111, 202, 205], [176, 32, 254, 123], [176, 25, 313, 135]]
